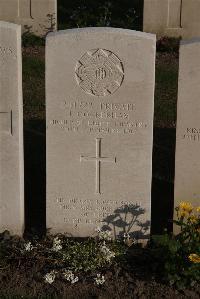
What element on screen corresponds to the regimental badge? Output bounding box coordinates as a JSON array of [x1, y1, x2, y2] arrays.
[[75, 49, 124, 97]]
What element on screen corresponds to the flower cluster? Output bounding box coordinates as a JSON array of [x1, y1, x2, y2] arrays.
[[63, 269, 79, 284], [177, 202, 193, 218], [95, 227, 112, 241], [24, 241, 33, 252], [123, 233, 136, 247], [94, 273, 105, 285], [99, 242, 115, 262], [44, 270, 56, 284], [52, 237, 62, 252], [176, 202, 200, 223], [44, 269, 79, 284], [188, 253, 200, 264]]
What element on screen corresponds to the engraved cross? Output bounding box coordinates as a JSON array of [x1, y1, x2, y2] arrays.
[[80, 138, 116, 194]]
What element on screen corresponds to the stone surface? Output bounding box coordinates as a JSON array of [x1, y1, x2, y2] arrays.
[[143, 0, 200, 39], [46, 27, 156, 239], [0, 21, 24, 235], [174, 39, 200, 226], [0, 0, 57, 37]]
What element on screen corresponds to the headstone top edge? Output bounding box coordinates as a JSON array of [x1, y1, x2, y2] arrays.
[[0, 21, 21, 31], [181, 37, 200, 47], [46, 27, 156, 41]]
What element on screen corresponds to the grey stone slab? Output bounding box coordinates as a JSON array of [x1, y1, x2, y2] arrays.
[[0, 0, 57, 37], [46, 27, 156, 240], [0, 21, 24, 235], [174, 38, 200, 227]]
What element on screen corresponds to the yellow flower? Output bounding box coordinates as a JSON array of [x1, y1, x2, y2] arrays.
[[178, 202, 193, 214], [196, 207, 200, 213], [188, 215, 198, 224], [179, 211, 187, 218], [188, 254, 200, 264]]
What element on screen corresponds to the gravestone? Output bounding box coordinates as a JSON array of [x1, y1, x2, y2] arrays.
[[143, 0, 200, 39], [0, 21, 24, 235], [0, 0, 57, 37], [46, 28, 156, 240], [174, 38, 200, 224]]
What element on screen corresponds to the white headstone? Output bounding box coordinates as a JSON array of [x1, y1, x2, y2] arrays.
[[0, 0, 57, 37], [0, 21, 24, 235], [46, 28, 156, 240], [174, 38, 200, 224], [143, 0, 200, 39]]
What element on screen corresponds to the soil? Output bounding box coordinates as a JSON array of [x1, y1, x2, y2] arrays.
[[0, 233, 199, 299]]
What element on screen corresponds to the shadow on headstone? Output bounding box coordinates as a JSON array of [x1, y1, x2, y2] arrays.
[[102, 204, 150, 240], [151, 127, 176, 235], [24, 119, 46, 237]]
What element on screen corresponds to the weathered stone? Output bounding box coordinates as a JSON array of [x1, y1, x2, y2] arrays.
[[0, 0, 57, 37], [46, 28, 155, 240], [0, 21, 24, 235], [174, 38, 200, 229], [143, 0, 200, 39]]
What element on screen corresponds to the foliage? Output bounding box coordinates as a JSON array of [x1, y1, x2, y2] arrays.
[[152, 202, 200, 289], [58, 0, 143, 30], [157, 37, 180, 53], [0, 229, 126, 286], [22, 32, 45, 47]]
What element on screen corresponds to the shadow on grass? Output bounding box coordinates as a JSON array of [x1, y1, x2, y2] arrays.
[[24, 119, 46, 237], [151, 127, 176, 235]]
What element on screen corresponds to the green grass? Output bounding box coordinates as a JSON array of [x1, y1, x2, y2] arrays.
[[154, 56, 179, 127], [23, 56, 45, 119]]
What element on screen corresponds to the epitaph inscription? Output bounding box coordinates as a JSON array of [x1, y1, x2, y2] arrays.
[[75, 49, 124, 96]]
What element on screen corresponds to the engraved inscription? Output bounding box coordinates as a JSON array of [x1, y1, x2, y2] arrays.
[[75, 49, 124, 97], [0, 47, 17, 66], [183, 127, 200, 141], [80, 138, 116, 194], [49, 100, 148, 135]]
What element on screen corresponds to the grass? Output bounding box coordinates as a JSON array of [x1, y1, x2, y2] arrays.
[[154, 55, 179, 127], [23, 55, 45, 120]]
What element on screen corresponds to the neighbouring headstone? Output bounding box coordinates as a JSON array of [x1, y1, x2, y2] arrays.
[[46, 28, 156, 240], [174, 38, 200, 224], [0, 0, 57, 37], [143, 0, 200, 39], [0, 21, 24, 235]]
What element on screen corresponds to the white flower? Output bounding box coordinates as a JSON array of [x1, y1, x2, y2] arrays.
[[24, 242, 33, 252], [100, 243, 115, 262], [95, 227, 112, 241], [94, 274, 105, 285], [63, 269, 79, 284], [44, 270, 56, 284], [123, 233, 136, 247], [71, 276, 79, 284], [95, 227, 101, 233], [52, 237, 62, 252]]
